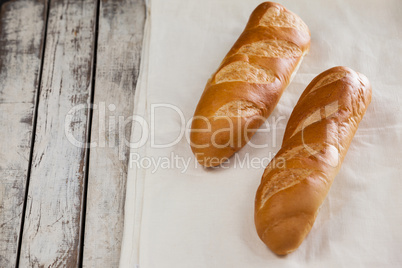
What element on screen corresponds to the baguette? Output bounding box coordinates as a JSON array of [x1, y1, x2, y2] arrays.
[[254, 66, 372, 255], [190, 2, 310, 167]]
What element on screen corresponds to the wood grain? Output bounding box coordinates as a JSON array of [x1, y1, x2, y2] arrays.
[[82, 0, 145, 267], [0, 0, 47, 266], [18, 0, 97, 266]]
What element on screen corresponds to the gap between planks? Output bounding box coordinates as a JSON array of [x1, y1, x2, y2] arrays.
[[0, 0, 47, 267], [18, 0, 98, 266], [82, 0, 146, 267]]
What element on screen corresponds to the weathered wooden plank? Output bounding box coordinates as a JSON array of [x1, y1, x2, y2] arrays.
[[82, 0, 145, 267], [0, 0, 47, 266], [18, 0, 97, 266]]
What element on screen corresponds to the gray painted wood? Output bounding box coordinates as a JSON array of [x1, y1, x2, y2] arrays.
[[83, 0, 145, 267], [18, 0, 97, 266], [0, 0, 47, 267]]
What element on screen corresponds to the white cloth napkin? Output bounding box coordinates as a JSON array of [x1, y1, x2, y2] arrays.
[[120, 0, 402, 267]]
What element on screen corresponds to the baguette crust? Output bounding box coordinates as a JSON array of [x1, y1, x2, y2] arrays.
[[190, 2, 310, 167], [255, 66, 372, 255]]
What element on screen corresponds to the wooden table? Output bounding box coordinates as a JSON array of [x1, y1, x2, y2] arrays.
[[0, 0, 145, 266]]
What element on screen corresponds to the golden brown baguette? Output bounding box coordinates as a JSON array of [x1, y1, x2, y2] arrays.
[[254, 66, 372, 255], [190, 2, 310, 167]]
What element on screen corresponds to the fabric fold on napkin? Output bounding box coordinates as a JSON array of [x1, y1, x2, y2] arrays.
[[120, 0, 402, 267]]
